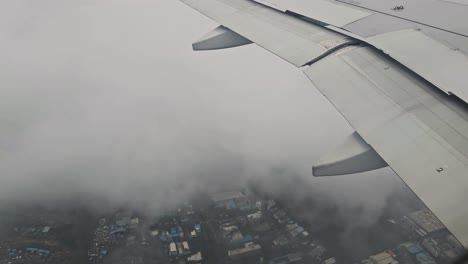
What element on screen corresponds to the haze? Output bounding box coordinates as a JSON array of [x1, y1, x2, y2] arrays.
[[0, 0, 411, 223]]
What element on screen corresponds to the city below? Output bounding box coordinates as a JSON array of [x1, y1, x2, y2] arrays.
[[0, 187, 464, 264]]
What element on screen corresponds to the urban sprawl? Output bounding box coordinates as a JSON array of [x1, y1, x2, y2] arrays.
[[0, 190, 464, 264]]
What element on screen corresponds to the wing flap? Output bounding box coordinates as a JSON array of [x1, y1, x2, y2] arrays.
[[368, 29, 468, 103], [252, 0, 370, 27], [303, 46, 468, 246]]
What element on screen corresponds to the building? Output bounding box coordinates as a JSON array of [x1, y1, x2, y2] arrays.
[[273, 236, 289, 247], [116, 217, 131, 227], [273, 213, 290, 224], [211, 191, 245, 209], [37, 249, 50, 257], [270, 252, 303, 264], [177, 242, 184, 256], [239, 234, 254, 244], [310, 245, 327, 259], [182, 241, 191, 255], [288, 226, 305, 238], [368, 252, 399, 264], [323, 258, 336, 264], [169, 242, 177, 256], [447, 234, 464, 253], [273, 210, 288, 223], [26, 248, 39, 254], [439, 243, 459, 260], [177, 226, 184, 238], [286, 222, 298, 230], [415, 252, 437, 264], [187, 252, 202, 263], [230, 231, 244, 243], [228, 242, 262, 260], [401, 242, 424, 255], [421, 237, 459, 261], [286, 252, 303, 263], [408, 210, 444, 234], [212, 191, 244, 203], [26, 247, 50, 257], [194, 224, 201, 233], [170, 227, 178, 238], [256, 201, 262, 210], [421, 238, 441, 258], [110, 227, 126, 235], [222, 224, 239, 233], [247, 211, 262, 222]]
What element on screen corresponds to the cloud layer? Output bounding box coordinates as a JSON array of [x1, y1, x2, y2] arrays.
[[0, 0, 411, 222]]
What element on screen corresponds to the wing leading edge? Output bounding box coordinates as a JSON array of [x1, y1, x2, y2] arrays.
[[180, 0, 468, 247]]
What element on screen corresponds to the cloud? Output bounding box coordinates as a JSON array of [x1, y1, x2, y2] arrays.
[[0, 0, 409, 224]]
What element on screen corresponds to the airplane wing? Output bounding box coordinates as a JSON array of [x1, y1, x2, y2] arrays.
[[180, 0, 468, 247]]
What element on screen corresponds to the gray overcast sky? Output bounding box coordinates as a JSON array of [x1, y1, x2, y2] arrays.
[[0, 0, 408, 217]]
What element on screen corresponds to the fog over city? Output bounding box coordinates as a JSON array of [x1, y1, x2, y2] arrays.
[[0, 0, 414, 228]]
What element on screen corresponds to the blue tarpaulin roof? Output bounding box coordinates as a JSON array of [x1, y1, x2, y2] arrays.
[[417, 252, 435, 261], [295, 226, 305, 233], [37, 249, 50, 255], [240, 234, 253, 243], [110, 227, 126, 235], [406, 244, 424, 254]]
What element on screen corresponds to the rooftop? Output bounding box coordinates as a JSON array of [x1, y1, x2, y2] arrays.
[[211, 191, 244, 203], [228, 242, 262, 257], [369, 252, 397, 264], [408, 209, 444, 233]]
